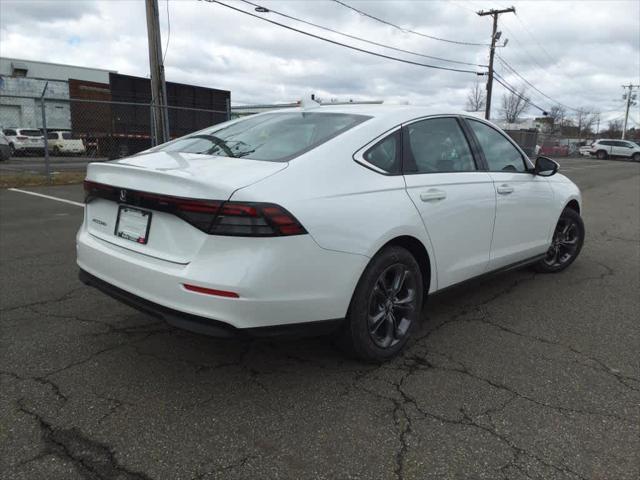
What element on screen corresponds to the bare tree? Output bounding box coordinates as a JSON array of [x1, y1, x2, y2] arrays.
[[605, 119, 623, 138], [574, 108, 597, 139], [501, 86, 529, 123], [466, 81, 486, 112], [548, 105, 567, 133]]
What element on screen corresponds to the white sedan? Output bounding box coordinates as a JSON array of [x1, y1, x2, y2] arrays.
[[77, 105, 584, 361]]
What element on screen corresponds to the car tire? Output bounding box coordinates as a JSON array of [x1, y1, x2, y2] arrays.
[[632, 152, 640, 162], [596, 150, 608, 160], [53, 146, 61, 156], [533, 208, 585, 274], [338, 246, 423, 362], [9, 143, 16, 157]]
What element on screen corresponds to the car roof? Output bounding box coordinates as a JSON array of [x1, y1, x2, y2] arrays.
[[257, 104, 488, 132], [268, 103, 475, 118]]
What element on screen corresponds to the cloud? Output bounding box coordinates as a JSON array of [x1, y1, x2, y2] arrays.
[[0, 0, 638, 121]]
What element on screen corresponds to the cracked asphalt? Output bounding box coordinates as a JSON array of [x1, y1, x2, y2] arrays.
[[1, 157, 639, 480]]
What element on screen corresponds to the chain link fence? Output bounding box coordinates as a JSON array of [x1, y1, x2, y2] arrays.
[[0, 94, 230, 177]]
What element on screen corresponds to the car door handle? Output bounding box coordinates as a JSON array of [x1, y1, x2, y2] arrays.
[[497, 184, 514, 195], [420, 190, 447, 202]]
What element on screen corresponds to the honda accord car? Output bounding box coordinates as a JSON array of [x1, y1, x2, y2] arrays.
[[77, 105, 584, 361]]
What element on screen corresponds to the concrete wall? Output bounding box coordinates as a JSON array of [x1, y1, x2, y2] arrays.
[[0, 57, 113, 83], [0, 76, 71, 130]]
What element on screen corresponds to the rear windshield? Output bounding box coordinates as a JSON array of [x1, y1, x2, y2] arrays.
[[20, 130, 42, 137], [153, 112, 370, 162]]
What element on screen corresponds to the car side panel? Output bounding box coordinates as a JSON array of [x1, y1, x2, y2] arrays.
[[231, 136, 439, 292], [488, 172, 556, 269]]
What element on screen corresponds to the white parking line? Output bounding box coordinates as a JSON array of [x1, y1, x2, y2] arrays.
[[8, 188, 85, 208]]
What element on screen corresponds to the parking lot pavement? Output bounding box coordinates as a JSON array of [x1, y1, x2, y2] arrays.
[[1, 158, 638, 480]]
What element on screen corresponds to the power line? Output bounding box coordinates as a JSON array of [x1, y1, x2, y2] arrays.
[[493, 72, 547, 113], [333, 0, 490, 47], [498, 21, 549, 71], [513, 12, 556, 64], [239, 0, 485, 67], [496, 54, 580, 112], [204, 0, 484, 75]]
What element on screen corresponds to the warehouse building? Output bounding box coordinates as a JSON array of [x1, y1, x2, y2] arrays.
[[0, 57, 114, 130], [0, 57, 230, 157]]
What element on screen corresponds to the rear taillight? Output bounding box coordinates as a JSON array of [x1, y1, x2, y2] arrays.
[[210, 202, 306, 236], [82, 180, 306, 237]]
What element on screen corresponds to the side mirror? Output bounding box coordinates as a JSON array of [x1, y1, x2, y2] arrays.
[[534, 156, 559, 177]]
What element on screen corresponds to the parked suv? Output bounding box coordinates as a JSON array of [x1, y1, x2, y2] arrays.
[[590, 139, 640, 161], [0, 128, 45, 155], [47, 131, 86, 156]]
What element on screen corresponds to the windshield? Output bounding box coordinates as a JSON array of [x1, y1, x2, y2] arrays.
[[153, 112, 370, 162]]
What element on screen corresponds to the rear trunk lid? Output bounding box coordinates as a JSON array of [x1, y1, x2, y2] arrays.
[[84, 151, 287, 263]]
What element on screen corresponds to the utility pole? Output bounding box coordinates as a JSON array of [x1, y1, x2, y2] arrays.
[[477, 6, 515, 120], [621, 83, 639, 139], [145, 0, 170, 145]]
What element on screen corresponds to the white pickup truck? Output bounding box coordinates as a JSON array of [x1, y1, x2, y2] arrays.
[[589, 139, 640, 161], [47, 131, 86, 156]]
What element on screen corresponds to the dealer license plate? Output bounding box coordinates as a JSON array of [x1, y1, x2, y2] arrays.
[[115, 206, 151, 244]]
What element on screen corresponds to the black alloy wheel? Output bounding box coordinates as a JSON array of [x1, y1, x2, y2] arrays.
[[339, 246, 423, 361], [534, 208, 584, 273], [368, 263, 417, 349]]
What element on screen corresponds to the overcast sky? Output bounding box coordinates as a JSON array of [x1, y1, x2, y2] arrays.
[[1, 0, 639, 123]]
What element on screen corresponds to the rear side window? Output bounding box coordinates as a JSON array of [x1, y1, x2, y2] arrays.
[[47, 132, 59, 140], [468, 119, 526, 172], [20, 130, 42, 137], [62, 132, 74, 140], [154, 112, 370, 162], [363, 130, 401, 173], [403, 117, 476, 173]]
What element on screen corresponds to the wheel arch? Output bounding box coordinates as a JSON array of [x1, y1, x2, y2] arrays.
[[377, 235, 433, 295], [565, 199, 580, 214]]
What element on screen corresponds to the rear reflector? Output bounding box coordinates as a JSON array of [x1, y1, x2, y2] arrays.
[[83, 180, 307, 237], [183, 284, 239, 298]]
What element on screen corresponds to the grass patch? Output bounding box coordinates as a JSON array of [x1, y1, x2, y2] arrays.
[[0, 171, 85, 188]]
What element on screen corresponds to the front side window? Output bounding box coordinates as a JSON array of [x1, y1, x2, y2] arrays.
[[362, 130, 401, 173], [47, 132, 59, 140], [468, 119, 526, 172], [403, 117, 476, 173], [152, 112, 370, 162], [62, 132, 74, 140], [3, 129, 17, 136]]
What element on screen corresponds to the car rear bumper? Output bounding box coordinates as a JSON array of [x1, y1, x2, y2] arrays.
[[76, 223, 368, 330], [79, 269, 343, 338]]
